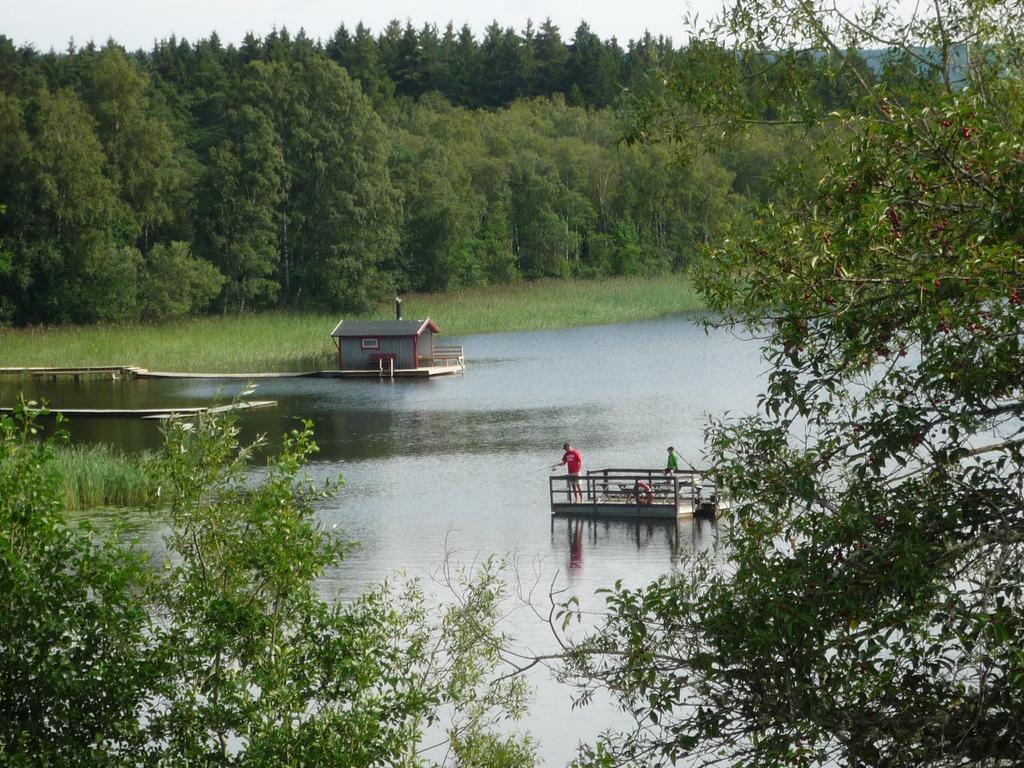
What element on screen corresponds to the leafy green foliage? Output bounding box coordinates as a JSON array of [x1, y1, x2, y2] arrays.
[[138, 240, 224, 318], [0, 402, 534, 766], [197, 99, 283, 311], [561, 1, 1024, 766], [0, 20, 819, 326], [147, 412, 534, 766], [274, 55, 398, 310], [83, 47, 187, 251], [0, 400, 152, 763]]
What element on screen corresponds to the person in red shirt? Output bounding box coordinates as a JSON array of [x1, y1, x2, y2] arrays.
[[558, 442, 584, 502]]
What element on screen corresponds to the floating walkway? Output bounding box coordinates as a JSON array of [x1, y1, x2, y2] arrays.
[[0, 364, 463, 380], [0, 365, 147, 380], [137, 367, 459, 379], [137, 370, 318, 380], [0, 400, 277, 420]]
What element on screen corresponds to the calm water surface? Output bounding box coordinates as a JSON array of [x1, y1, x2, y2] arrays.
[[1, 313, 766, 766]]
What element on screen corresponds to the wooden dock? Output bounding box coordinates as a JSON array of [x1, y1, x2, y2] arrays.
[[0, 363, 464, 380], [136, 370, 317, 380], [0, 400, 277, 420], [550, 468, 725, 519], [135, 366, 463, 379], [0, 365, 147, 380], [320, 364, 463, 378]]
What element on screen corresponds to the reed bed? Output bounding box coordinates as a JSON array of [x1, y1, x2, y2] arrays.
[[53, 444, 157, 512], [0, 313, 340, 373], [0, 274, 703, 372], [400, 274, 704, 334]]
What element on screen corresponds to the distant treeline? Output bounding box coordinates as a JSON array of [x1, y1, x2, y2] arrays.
[[0, 23, 866, 324]]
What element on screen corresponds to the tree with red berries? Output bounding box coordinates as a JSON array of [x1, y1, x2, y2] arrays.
[[561, 1, 1024, 765]]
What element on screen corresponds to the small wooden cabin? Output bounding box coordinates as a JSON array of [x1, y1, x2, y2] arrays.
[[330, 318, 438, 370], [329, 301, 464, 377]]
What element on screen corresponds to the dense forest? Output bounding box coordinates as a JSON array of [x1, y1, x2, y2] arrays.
[[0, 20, 871, 324]]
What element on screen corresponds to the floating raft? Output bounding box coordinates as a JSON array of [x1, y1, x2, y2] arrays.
[[550, 468, 726, 519], [0, 400, 277, 420]]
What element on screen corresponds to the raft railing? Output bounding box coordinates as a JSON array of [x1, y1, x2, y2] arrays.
[[549, 468, 716, 510], [418, 345, 465, 368]]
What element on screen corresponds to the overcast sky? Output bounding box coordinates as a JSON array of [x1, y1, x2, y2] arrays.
[[6, 0, 724, 52]]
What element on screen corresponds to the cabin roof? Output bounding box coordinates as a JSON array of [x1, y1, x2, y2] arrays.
[[330, 318, 440, 337]]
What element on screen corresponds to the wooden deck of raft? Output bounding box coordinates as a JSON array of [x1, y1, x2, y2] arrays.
[[550, 468, 725, 520]]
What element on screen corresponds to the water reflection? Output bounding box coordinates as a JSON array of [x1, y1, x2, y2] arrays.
[[555, 515, 721, 572], [562, 518, 676, 570]]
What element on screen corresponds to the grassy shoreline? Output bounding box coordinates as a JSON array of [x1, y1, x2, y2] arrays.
[[0, 274, 703, 373]]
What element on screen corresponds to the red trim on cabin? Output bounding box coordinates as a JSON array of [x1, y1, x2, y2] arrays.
[[413, 334, 419, 367], [416, 319, 440, 335]]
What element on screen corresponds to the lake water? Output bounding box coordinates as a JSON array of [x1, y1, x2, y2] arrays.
[[1, 313, 766, 766]]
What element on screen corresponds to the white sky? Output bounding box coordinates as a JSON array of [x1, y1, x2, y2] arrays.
[[5, 0, 725, 52]]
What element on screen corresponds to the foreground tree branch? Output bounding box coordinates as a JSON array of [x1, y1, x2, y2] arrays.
[[563, 1, 1024, 765]]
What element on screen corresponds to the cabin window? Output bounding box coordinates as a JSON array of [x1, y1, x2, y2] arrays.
[[360, 338, 379, 350]]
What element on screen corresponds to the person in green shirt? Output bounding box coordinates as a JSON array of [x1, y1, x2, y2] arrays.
[[665, 446, 681, 475]]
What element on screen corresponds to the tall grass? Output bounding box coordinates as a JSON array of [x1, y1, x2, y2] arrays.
[[400, 274, 704, 334], [1, 313, 341, 373], [53, 444, 156, 511], [0, 274, 703, 372]]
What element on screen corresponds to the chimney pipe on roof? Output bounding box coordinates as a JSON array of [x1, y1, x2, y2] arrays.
[[395, 297, 403, 321]]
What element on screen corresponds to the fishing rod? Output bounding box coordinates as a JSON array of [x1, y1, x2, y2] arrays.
[[509, 463, 561, 479]]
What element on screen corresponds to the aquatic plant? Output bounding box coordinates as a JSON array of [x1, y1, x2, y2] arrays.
[[52, 443, 156, 511]]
